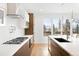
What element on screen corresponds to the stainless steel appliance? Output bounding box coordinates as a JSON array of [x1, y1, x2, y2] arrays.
[[3, 37, 28, 44]]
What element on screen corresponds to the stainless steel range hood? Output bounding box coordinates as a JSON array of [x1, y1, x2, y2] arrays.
[[7, 3, 24, 18], [7, 14, 23, 18]]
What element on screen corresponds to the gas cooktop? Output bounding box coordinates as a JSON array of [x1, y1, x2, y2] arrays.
[[3, 37, 28, 44]]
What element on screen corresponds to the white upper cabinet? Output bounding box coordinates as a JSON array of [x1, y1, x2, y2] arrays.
[[7, 3, 29, 28], [17, 9, 29, 28], [0, 3, 7, 10], [16, 6, 29, 21], [7, 3, 29, 22], [0, 3, 6, 26], [16, 5, 29, 28]]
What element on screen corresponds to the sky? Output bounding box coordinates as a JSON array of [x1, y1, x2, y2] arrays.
[[43, 18, 60, 28]]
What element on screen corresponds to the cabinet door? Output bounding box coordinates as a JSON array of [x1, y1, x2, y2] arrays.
[[25, 13, 33, 35], [58, 47, 70, 56], [13, 41, 30, 56], [0, 6, 6, 25], [50, 39, 61, 56], [48, 37, 51, 54], [50, 38, 70, 56]]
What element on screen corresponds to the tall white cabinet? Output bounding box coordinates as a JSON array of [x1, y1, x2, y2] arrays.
[[0, 3, 6, 26]]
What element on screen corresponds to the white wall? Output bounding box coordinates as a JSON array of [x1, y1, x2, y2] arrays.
[[0, 16, 24, 44], [6, 17, 24, 39], [34, 13, 44, 44], [34, 13, 51, 44]]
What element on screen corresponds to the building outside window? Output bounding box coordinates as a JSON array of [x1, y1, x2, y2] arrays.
[[72, 18, 79, 37], [53, 18, 61, 35], [62, 19, 70, 35]]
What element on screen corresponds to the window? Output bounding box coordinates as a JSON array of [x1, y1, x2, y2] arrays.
[[53, 18, 61, 35], [62, 18, 70, 35], [43, 19, 51, 36], [72, 19, 79, 34], [0, 9, 4, 25]]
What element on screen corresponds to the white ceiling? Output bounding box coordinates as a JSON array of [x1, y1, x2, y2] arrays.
[[17, 3, 79, 14]]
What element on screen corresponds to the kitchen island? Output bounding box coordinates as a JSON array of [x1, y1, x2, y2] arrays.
[[48, 35, 79, 56], [0, 35, 34, 56]]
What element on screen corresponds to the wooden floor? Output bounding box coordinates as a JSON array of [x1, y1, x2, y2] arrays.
[[31, 44, 50, 56]]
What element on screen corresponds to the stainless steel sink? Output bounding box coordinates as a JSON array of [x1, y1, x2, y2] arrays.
[[3, 37, 28, 44], [54, 38, 70, 42]]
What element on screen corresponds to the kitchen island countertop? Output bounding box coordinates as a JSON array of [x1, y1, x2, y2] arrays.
[[0, 35, 33, 56], [49, 35, 79, 56]]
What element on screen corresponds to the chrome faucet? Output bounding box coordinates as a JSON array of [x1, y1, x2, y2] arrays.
[[66, 27, 69, 40], [66, 32, 69, 40], [66, 19, 70, 40]]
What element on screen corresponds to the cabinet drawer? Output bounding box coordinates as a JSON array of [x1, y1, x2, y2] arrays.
[[51, 44, 61, 56], [49, 38, 70, 56], [59, 47, 70, 56], [13, 41, 30, 56], [50, 39, 59, 48]]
